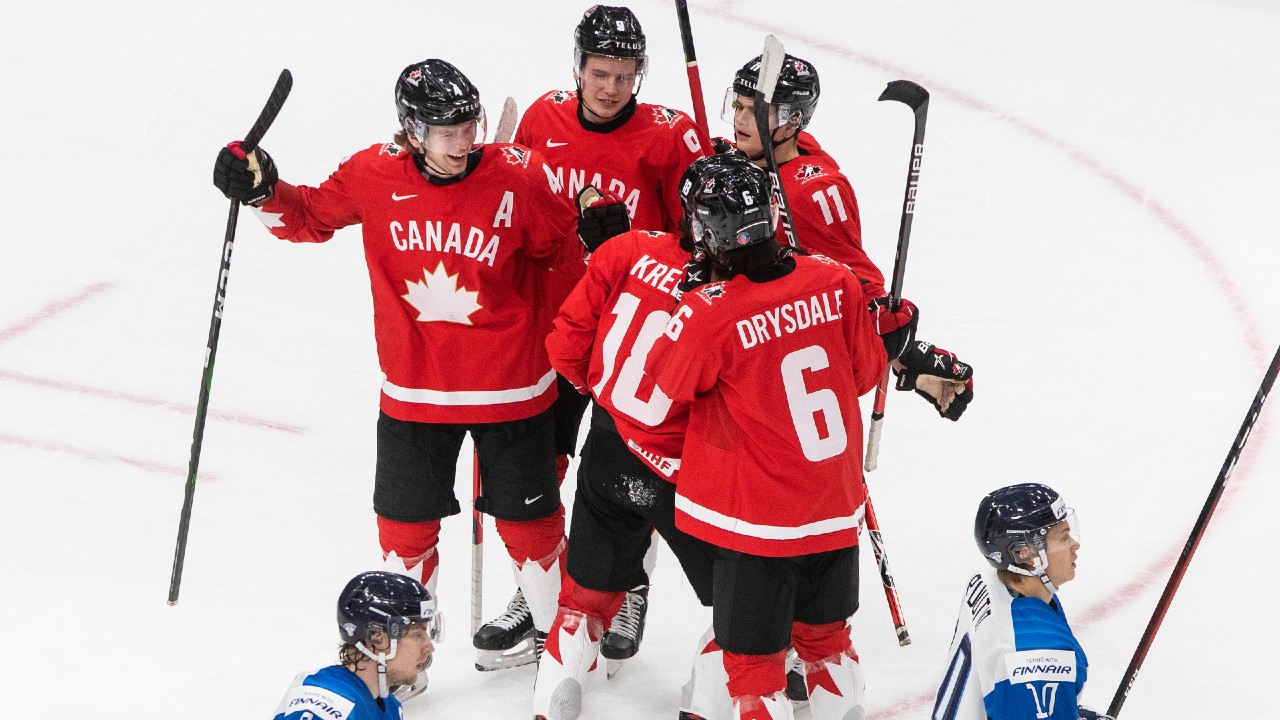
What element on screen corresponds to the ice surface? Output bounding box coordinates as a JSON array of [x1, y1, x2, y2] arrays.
[[2, 0, 1277, 717]]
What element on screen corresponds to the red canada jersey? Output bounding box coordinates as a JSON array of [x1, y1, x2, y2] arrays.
[[515, 90, 710, 235], [547, 230, 691, 481], [254, 142, 580, 424], [780, 153, 885, 302], [646, 254, 887, 557]]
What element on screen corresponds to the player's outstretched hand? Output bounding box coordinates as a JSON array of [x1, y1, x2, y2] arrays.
[[213, 141, 278, 206], [893, 340, 974, 421], [869, 296, 918, 360], [576, 186, 630, 252]]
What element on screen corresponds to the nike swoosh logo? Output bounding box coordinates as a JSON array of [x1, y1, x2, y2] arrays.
[[545, 140, 568, 148], [392, 192, 418, 201], [524, 495, 544, 505]]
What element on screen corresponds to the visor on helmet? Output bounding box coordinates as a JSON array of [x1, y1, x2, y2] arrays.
[[404, 109, 487, 155]]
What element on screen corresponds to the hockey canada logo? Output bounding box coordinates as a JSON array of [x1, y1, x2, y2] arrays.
[[380, 143, 403, 156], [642, 230, 664, 238], [502, 145, 531, 168], [402, 262, 483, 325], [795, 163, 825, 182], [549, 90, 574, 105], [699, 283, 726, 300], [792, 60, 812, 77], [405, 69, 423, 86], [652, 106, 683, 128]]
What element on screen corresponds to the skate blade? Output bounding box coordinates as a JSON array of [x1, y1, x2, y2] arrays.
[[474, 636, 538, 672], [606, 658, 623, 679]]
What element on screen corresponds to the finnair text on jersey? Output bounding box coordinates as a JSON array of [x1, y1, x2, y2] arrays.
[[389, 220, 501, 267], [628, 254, 683, 298], [736, 289, 845, 350]]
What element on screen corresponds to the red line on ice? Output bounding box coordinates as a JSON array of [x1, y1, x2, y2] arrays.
[[0, 432, 219, 480], [0, 282, 114, 345], [0, 368, 305, 434], [664, 6, 1271, 717]]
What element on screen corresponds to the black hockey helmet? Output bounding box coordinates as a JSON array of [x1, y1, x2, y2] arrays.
[[688, 157, 777, 253], [679, 153, 749, 216], [574, 5, 648, 72], [974, 483, 1073, 577], [730, 53, 820, 130], [338, 571, 441, 649], [395, 59, 484, 141]]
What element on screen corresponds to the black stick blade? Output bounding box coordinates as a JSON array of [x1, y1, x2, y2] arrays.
[[242, 69, 292, 152], [879, 79, 929, 113]]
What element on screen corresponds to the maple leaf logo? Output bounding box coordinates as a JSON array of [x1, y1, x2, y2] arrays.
[[402, 262, 483, 325]]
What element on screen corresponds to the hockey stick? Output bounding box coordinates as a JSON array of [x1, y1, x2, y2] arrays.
[[471, 457, 484, 635], [863, 79, 929, 473], [493, 96, 518, 145], [168, 69, 293, 605], [862, 489, 911, 645], [470, 97, 518, 634], [674, 0, 710, 140], [1108, 342, 1280, 717], [752, 35, 800, 250]]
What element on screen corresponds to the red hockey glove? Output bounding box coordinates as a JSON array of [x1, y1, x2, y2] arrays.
[[576, 186, 630, 252], [213, 141, 278, 206], [868, 296, 918, 360], [894, 340, 974, 421]]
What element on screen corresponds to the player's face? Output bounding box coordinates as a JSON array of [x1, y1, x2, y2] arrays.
[[1043, 518, 1081, 588], [727, 93, 766, 161], [383, 623, 435, 687], [578, 55, 639, 122], [420, 120, 480, 177]]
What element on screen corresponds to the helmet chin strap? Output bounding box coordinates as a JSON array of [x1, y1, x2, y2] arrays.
[[1006, 549, 1058, 595], [355, 639, 399, 699]]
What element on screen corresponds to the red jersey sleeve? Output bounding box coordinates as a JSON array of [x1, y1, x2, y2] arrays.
[[255, 145, 381, 243], [653, 109, 710, 233], [545, 239, 625, 391]]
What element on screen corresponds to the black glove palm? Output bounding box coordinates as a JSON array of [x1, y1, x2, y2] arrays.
[[576, 186, 630, 252]]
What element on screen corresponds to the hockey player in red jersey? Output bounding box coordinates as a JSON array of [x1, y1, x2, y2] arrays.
[[212, 59, 590, 680], [476, 3, 713, 667], [723, 52, 974, 419], [531, 156, 754, 720], [645, 160, 888, 720]]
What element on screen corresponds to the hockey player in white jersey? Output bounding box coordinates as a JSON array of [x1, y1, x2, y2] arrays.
[[932, 484, 1112, 720], [273, 571, 442, 720]]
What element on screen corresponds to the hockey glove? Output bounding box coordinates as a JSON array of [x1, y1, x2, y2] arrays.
[[1078, 708, 1115, 720], [674, 250, 711, 301], [711, 136, 737, 155], [576, 186, 630, 253], [213, 141, 278, 206], [869, 296, 918, 360], [895, 340, 974, 421]]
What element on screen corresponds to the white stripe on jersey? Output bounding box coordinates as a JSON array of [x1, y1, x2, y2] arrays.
[[675, 493, 865, 540], [382, 369, 556, 406]]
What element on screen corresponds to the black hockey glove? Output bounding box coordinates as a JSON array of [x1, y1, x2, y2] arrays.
[[894, 340, 974, 421], [711, 136, 737, 155], [213, 141, 278, 206], [576, 186, 630, 253], [674, 249, 711, 302], [868, 296, 918, 360], [1078, 708, 1115, 720]]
